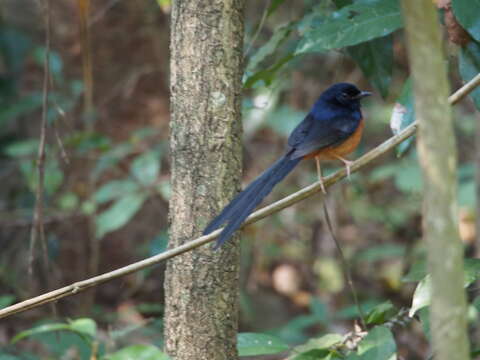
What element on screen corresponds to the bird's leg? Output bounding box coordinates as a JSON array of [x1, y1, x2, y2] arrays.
[[334, 155, 354, 179], [315, 156, 327, 194]]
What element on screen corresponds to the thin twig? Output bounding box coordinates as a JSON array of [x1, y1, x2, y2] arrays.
[[1, 73, 479, 319], [28, 0, 51, 282], [322, 201, 366, 328], [244, 0, 271, 56]]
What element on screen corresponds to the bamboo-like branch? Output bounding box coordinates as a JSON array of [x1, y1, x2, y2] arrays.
[[1, 73, 480, 320]]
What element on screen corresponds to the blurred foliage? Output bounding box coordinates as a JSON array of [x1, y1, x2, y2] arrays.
[[1, 0, 480, 359]]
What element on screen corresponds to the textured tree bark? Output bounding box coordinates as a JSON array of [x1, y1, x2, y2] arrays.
[[165, 0, 245, 359], [401, 1, 470, 359]]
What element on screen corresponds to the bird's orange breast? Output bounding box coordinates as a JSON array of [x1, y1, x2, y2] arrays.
[[304, 119, 364, 160]]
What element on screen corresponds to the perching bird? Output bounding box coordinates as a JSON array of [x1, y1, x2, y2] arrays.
[[204, 82, 371, 249]]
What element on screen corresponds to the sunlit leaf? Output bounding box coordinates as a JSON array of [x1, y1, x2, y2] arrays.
[[96, 193, 146, 238], [237, 332, 289, 356], [296, 0, 402, 55]]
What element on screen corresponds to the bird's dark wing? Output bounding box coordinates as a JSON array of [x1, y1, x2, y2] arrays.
[[287, 113, 360, 159]]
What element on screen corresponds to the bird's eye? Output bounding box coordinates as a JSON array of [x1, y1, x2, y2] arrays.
[[341, 92, 349, 99]]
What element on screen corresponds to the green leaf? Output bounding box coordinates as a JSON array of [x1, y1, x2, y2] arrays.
[[237, 332, 289, 356], [296, 0, 402, 55], [12, 323, 75, 344], [409, 275, 431, 317], [104, 344, 169, 360], [69, 318, 96, 338], [348, 35, 393, 98], [350, 326, 397, 360], [291, 334, 343, 359], [244, 53, 294, 89], [131, 150, 160, 186], [452, 0, 480, 42], [459, 41, 480, 111], [245, 22, 294, 79], [365, 301, 397, 325], [94, 179, 139, 204], [95, 193, 146, 238]]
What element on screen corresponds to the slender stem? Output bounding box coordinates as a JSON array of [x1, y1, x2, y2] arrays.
[[0, 73, 479, 319]]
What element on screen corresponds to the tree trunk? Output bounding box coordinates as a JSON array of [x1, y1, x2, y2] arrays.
[[401, 1, 470, 359], [164, 1, 245, 359]]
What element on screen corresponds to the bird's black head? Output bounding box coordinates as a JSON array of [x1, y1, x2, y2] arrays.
[[320, 82, 372, 108]]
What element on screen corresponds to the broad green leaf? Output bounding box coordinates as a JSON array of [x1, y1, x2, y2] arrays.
[[69, 318, 96, 338], [104, 344, 169, 360], [96, 192, 146, 238], [350, 326, 397, 360], [94, 179, 139, 204], [452, 0, 480, 42], [459, 41, 480, 111], [365, 301, 396, 325], [291, 334, 343, 359], [296, 0, 402, 55], [237, 332, 289, 356], [12, 323, 75, 344], [409, 276, 431, 317], [245, 22, 294, 80], [131, 150, 160, 186], [348, 35, 393, 98]]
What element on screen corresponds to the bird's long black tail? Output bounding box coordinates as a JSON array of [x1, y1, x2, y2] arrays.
[[203, 154, 302, 249]]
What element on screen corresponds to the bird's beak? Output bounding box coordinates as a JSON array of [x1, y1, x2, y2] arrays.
[[354, 91, 372, 99]]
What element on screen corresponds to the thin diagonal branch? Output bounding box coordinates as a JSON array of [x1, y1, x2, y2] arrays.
[[1, 73, 480, 320]]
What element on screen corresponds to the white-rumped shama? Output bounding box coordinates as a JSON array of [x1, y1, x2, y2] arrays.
[[203, 83, 371, 248]]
